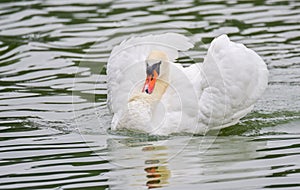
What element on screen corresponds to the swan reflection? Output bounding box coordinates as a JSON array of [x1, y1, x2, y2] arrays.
[[142, 145, 170, 188], [107, 138, 172, 189], [106, 135, 265, 189]]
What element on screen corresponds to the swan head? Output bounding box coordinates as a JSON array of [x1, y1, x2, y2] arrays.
[[142, 50, 169, 94]]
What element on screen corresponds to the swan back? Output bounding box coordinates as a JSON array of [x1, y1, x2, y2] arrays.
[[189, 34, 269, 130]]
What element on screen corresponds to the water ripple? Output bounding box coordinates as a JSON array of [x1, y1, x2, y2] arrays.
[[0, 0, 300, 189]]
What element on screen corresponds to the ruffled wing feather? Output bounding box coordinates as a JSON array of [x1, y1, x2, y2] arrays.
[[189, 34, 268, 131]]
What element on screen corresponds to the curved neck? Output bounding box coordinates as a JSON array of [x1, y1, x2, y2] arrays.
[[150, 79, 168, 100]]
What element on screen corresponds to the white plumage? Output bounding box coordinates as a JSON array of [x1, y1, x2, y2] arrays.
[[107, 33, 268, 135]]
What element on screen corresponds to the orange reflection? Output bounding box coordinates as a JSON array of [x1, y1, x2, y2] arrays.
[[143, 146, 170, 189]]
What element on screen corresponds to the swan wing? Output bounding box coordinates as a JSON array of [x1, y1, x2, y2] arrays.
[[186, 34, 268, 131], [107, 33, 194, 123]]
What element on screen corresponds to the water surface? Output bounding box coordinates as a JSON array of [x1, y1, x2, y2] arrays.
[[0, 0, 300, 189]]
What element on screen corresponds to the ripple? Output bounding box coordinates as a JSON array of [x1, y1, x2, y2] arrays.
[[0, 0, 299, 189]]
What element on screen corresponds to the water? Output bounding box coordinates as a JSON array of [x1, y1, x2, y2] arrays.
[[0, 0, 300, 189]]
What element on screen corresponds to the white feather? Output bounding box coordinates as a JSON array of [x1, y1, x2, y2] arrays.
[[195, 34, 269, 130]]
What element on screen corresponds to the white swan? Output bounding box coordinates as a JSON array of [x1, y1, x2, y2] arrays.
[[107, 33, 268, 135]]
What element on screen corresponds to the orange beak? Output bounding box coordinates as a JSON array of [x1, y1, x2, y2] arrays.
[[142, 70, 158, 94]]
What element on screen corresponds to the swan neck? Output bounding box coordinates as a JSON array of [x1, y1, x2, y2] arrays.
[[151, 79, 168, 100]]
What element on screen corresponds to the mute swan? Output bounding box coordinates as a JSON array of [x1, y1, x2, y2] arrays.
[[107, 33, 268, 135]]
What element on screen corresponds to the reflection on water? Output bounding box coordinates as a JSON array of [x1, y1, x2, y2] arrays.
[[106, 137, 172, 189], [103, 135, 267, 189], [0, 0, 300, 189], [143, 146, 170, 189], [1, 124, 300, 189]]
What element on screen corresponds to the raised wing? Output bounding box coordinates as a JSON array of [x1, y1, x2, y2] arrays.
[[188, 34, 268, 131], [107, 33, 194, 120]]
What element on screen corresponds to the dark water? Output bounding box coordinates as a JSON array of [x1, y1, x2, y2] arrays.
[[1, 0, 300, 189]]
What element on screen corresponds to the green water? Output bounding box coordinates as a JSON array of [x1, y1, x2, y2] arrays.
[[0, 0, 300, 189]]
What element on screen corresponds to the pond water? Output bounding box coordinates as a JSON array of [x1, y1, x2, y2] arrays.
[[1, 0, 300, 189]]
